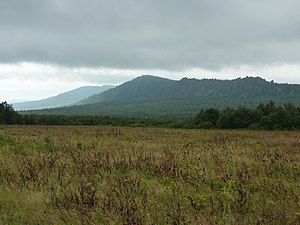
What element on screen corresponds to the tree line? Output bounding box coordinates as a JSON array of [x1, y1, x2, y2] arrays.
[[1, 101, 300, 130], [194, 101, 300, 130], [0, 101, 23, 124]]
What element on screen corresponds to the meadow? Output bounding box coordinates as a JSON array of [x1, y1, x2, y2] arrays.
[[0, 125, 299, 224]]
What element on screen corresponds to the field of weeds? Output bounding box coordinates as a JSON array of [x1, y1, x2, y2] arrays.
[[0, 125, 299, 224]]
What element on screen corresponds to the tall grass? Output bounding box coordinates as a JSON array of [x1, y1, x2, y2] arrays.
[[0, 125, 299, 224]]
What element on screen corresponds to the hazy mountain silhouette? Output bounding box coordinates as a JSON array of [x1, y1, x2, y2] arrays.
[[13, 85, 114, 110]]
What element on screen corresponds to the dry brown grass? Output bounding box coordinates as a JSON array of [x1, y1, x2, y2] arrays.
[[0, 125, 299, 224]]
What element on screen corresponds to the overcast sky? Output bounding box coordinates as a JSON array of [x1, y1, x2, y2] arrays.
[[1, 0, 300, 101]]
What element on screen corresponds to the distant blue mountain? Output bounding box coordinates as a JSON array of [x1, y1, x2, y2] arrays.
[[13, 85, 114, 110]]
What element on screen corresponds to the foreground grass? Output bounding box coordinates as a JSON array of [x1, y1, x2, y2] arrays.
[[0, 125, 299, 224]]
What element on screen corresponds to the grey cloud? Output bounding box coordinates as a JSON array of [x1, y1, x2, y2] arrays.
[[0, 0, 300, 70]]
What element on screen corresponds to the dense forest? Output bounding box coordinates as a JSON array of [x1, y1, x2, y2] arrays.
[[0, 101, 23, 124], [194, 101, 300, 130], [2, 101, 300, 130]]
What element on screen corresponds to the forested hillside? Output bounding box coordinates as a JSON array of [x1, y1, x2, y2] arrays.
[[79, 75, 300, 105], [77, 76, 175, 104], [25, 76, 300, 119]]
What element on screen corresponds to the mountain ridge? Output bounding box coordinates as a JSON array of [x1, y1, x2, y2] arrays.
[[78, 75, 300, 105], [21, 75, 300, 119], [13, 85, 114, 111]]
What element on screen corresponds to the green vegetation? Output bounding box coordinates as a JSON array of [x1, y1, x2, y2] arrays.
[[79, 75, 300, 106], [21, 76, 300, 119], [22, 114, 181, 128], [4, 100, 300, 130], [19, 101, 300, 131], [0, 126, 299, 224], [0, 102, 22, 124], [23, 97, 260, 119], [194, 101, 300, 130]]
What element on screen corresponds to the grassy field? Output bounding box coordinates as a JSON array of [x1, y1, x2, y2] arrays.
[[0, 125, 299, 224]]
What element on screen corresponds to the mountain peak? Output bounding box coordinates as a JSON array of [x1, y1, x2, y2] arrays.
[[134, 75, 172, 81], [240, 76, 267, 82]]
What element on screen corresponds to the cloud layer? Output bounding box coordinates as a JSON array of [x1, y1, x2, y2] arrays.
[[1, 0, 300, 70], [1, 1, 300, 101]]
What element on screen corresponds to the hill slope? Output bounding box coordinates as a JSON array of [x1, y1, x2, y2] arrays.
[[77, 75, 175, 104], [79, 75, 300, 104], [13, 85, 114, 111], [23, 76, 300, 119]]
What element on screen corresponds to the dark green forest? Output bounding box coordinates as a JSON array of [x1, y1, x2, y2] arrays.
[[194, 101, 300, 130], [2, 101, 300, 130], [0, 102, 23, 124]]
